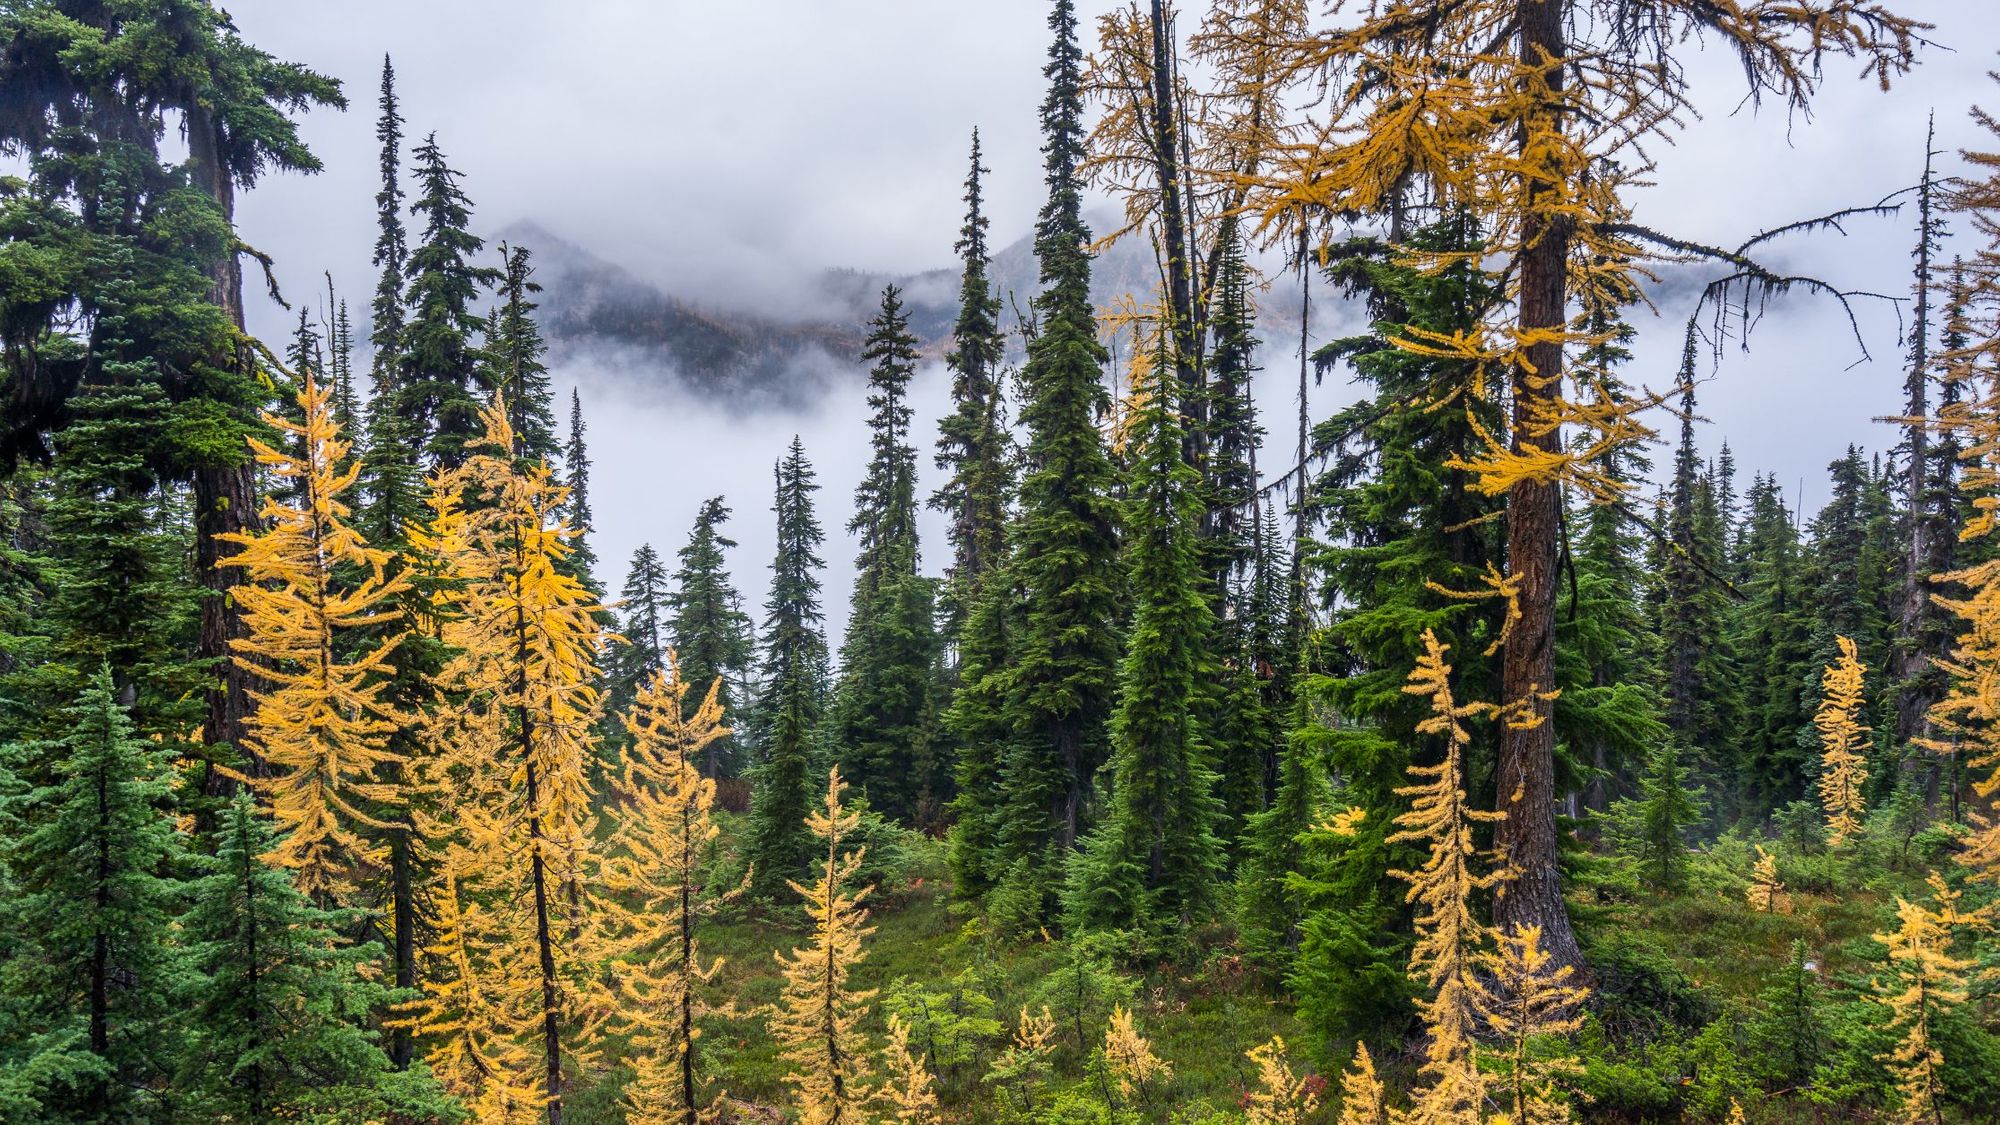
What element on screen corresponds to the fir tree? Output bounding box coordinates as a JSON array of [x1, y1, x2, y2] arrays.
[[1748, 939, 1823, 1090], [994, 0, 1125, 915], [1630, 740, 1702, 894], [933, 131, 1013, 648], [1064, 347, 1226, 938], [838, 286, 940, 823], [330, 291, 361, 441], [369, 54, 408, 402], [564, 389, 602, 589], [488, 243, 559, 466], [745, 440, 831, 900], [609, 543, 673, 725], [1658, 338, 1728, 756], [0, 670, 189, 1120], [1729, 475, 1817, 807], [180, 792, 450, 1122], [396, 133, 499, 469], [671, 497, 754, 779]]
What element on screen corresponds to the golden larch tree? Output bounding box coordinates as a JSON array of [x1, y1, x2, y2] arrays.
[[221, 371, 408, 899], [1231, 0, 1924, 977], [1389, 629, 1505, 1124], [1333, 1043, 1388, 1125], [598, 657, 734, 1125], [1928, 83, 2000, 882], [768, 766, 878, 1125], [410, 400, 607, 1124], [876, 1014, 941, 1125], [1102, 1004, 1171, 1115], [1815, 636, 1872, 846], [1870, 873, 1986, 1125], [1746, 846, 1787, 914], [1244, 1035, 1322, 1125], [1482, 925, 1588, 1125]]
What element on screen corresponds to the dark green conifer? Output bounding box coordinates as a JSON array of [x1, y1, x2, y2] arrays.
[[395, 133, 498, 469], [1063, 353, 1225, 938], [607, 544, 672, 724], [992, 0, 1125, 916], [933, 131, 1014, 648], [179, 793, 451, 1122], [0, 670, 189, 1119], [745, 439, 831, 899], [487, 243, 559, 466], [671, 497, 755, 778], [1630, 738, 1702, 892], [563, 388, 601, 589], [837, 286, 940, 823]]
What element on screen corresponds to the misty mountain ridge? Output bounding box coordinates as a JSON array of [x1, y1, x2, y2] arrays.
[[501, 212, 1303, 409]]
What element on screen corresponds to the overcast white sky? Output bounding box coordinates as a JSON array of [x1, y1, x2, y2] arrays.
[[222, 1, 1997, 638]]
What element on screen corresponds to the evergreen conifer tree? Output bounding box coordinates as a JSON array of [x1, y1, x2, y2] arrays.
[[0, 670, 189, 1119], [564, 389, 602, 590], [837, 286, 940, 823], [180, 792, 450, 1121], [1630, 740, 1702, 893], [933, 132, 1013, 650], [745, 440, 831, 900], [396, 133, 499, 469], [1658, 339, 1729, 756], [671, 498, 754, 779], [1064, 345, 1226, 937], [990, 0, 1125, 917], [609, 544, 673, 725], [488, 243, 559, 466]]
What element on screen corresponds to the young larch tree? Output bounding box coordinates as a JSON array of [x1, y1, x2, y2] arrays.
[[768, 766, 878, 1125], [600, 659, 734, 1125], [1869, 873, 1984, 1125], [1815, 636, 1872, 847], [221, 373, 409, 900], [1389, 630, 1505, 1123]]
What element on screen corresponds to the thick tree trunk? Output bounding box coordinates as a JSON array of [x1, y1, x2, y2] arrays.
[[185, 103, 260, 790], [1494, 0, 1585, 977]]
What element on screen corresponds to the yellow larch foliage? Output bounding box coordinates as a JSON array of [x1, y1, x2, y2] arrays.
[[1482, 925, 1588, 1125], [407, 399, 607, 1118], [1103, 1004, 1171, 1106], [1928, 90, 2000, 882], [1244, 1035, 1321, 1125], [1726, 1100, 1746, 1125], [1870, 873, 1987, 1125], [221, 371, 409, 899], [875, 1014, 941, 1125], [1814, 636, 1871, 847], [390, 864, 542, 1121], [1230, 3, 1919, 508], [1388, 630, 1505, 1124], [1746, 846, 1787, 914], [598, 657, 735, 1125], [985, 1006, 1058, 1118], [1333, 1042, 1388, 1125], [768, 766, 878, 1125]]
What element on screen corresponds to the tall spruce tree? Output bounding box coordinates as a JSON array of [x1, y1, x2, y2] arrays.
[[837, 286, 940, 823], [992, 0, 1125, 917], [1064, 348, 1226, 938], [934, 131, 1014, 649], [671, 497, 755, 779], [396, 133, 498, 469], [361, 54, 425, 546], [0, 670, 189, 1120], [745, 439, 831, 900]]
